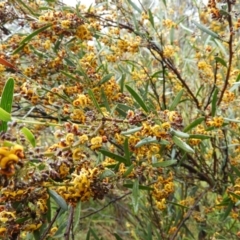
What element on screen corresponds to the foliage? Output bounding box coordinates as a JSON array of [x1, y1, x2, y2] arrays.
[[0, 0, 240, 239]]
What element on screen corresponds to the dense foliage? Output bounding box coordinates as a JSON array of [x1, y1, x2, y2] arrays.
[[0, 0, 240, 239]]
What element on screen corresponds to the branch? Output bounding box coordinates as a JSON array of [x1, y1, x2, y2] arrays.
[[217, 1, 233, 106], [64, 206, 74, 240], [80, 191, 131, 220], [40, 207, 61, 240], [169, 188, 210, 240]]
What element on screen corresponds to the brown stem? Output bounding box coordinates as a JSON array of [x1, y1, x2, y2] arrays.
[[40, 207, 61, 240], [169, 188, 210, 240], [64, 206, 74, 240], [217, 1, 233, 106]]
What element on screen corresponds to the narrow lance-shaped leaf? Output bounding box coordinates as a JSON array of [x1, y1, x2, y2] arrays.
[[88, 89, 103, 115], [132, 179, 139, 214], [192, 20, 219, 39], [124, 138, 131, 165], [73, 201, 81, 232], [183, 117, 205, 132], [173, 136, 195, 153], [169, 89, 184, 111], [12, 24, 52, 54], [127, 0, 141, 13], [135, 136, 158, 148], [148, 9, 154, 28], [126, 85, 149, 112], [99, 169, 115, 180], [215, 56, 227, 67], [98, 149, 130, 166], [48, 189, 68, 211], [170, 129, 189, 138], [0, 108, 11, 122], [21, 127, 36, 147], [0, 78, 14, 131], [211, 88, 218, 116], [122, 164, 134, 177], [152, 159, 177, 168], [98, 73, 114, 86]]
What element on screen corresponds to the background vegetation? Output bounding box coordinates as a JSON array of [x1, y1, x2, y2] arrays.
[[0, 0, 240, 239]]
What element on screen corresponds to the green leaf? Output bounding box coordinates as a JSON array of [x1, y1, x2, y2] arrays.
[[121, 127, 142, 136], [88, 89, 103, 115], [124, 183, 153, 190], [126, 85, 149, 112], [147, 222, 152, 240], [101, 89, 111, 112], [224, 118, 240, 123], [21, 127, 36, 147], [52, 221, 67, 238], [173, 136, 195, 153], [73, 201, 81, 232], [220, 201, 233, 220], [148, 9, 154, 28], [99, 169, 115, 179], [135, 136, 158, 148], [61, 71, 78, 81], [170, 129, 189, 138], [0, 108, 11, 122], [12, 24, 52, 54], [98, 73, 114, 85], [189, 134, 210, 140], [21, 24, 52, 45], [211, 88, 218, 117], [169, 89, 184, 111], [124, 138, 131, 163], [192, 20, 219, 39], [16, 0, 40, 16], [152, 159, 177, 168], [0, 78, 14, 131], [89, 228, 100, 240], [132, 179, 139, 214], [231, 166, 240, 177], [215, 56, 227, 67], [127, 0, 141, 13], [48, 189, 68, 211], [118, 73, 126, 93], [46, 197, 51, 222], [114, 233, 123, 240], [98, 149, 130, 166], [33, 230, 41, 240], [122, 164, 134, 177], [183, 117, 205, 132]]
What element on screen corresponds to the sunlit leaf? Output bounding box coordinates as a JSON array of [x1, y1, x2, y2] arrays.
[[169, 89, 184, 110], [183, 117, 205, 132], [173, 136, 195, 153], [192, 20, 219, 39], [132, 179, 139, 214], [98, 149, 130, 166], [21, 127, 36, 147], [0, 108, 11, 122], [99, 169, 115, 179], [48, 189, 68, 211], [211, 88, 218, 117], [0, 78, 14, 131], [73, 201, 81, 232], [152, 159, 177, 167], [126, 85, 149, 112]]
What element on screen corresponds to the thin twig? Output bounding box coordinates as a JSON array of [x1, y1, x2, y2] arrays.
[[217, 1, 233, 106], [149, 193, 165, 240], [169, 188, 210, 240], [40, 207, 61, 240], [64, 206, 74, 240], [80, 191, 131, 220]]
